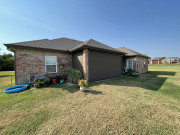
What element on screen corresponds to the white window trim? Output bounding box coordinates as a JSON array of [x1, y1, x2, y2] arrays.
[[126, 59, 134, 70], [45, 56, 57, 73], [136, 59, 139, 70], [144, 60, 146, 68]]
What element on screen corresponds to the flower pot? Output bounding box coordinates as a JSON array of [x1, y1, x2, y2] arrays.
[[80, 86, 86, 92], [52, 79, 57, 84], [60, 79, 64, 84]]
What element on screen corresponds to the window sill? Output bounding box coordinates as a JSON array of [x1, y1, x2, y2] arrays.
[[46, 72, 57, 73]]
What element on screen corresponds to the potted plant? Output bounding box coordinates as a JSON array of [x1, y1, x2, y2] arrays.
[[131, 70, 138, 77], [78, 79, 87, 91], [34, 82, 41, 88], [51, 77, 57, 84], [34, 79, 41, 88], [42, 80, 49, 87], [60, 75, 67, 83], [60, 79, 64, 84]]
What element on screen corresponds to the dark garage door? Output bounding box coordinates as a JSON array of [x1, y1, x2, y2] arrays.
[[89, 50, 122, 81]]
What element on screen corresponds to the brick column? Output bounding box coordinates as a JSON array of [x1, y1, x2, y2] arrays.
[[83, 48, 89, 82]]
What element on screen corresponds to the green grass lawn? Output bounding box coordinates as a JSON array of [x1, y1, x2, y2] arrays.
[[0, 71, 15, 90], [0, 64, 180, 135]]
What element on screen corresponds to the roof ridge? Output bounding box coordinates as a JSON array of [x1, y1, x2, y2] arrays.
[[89, 39, 118, 50], [50, 37, 83, 42], [71, 38, 94, 50], [83, 39, 93, 45], [71, 38, 126, 54]]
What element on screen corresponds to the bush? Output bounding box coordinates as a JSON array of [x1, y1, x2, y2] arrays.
[[127, 69, 136, 74], [67, 68, 82, 84]]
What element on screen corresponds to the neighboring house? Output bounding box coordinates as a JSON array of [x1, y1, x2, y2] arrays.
[[161, 57, 171, 64], [117, 47, 149, 74], [150, 57, 180, 64], [149, 57, 166, 64], [168, 57, 180, 63], [4, 38, 149, 85], [162, 57, 180, 64]]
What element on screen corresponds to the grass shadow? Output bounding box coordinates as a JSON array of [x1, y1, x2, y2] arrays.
[[84, 89, 103, 95], [89, 71, 176, 91], [0, 75, 15, 78], [46, 83, 79, 93]]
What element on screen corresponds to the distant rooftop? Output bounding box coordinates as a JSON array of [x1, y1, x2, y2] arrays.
[[152, 57, 165, 60], [152, 57, 179, 60], [168, 57, 180, 60]]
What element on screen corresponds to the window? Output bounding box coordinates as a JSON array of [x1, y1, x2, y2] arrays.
[[45, 56, 57, 73], [136, 59, 139, 69], [127, 59, 133, 70], [144, 61, 146, 68]]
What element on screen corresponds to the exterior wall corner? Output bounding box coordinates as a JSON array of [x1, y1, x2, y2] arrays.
[[83, 48, 89, 82]]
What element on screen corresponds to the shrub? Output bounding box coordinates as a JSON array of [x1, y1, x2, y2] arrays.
[[42, 80, 49, 87], [67, 68, 82, 84], [127, 69, 136, 74]]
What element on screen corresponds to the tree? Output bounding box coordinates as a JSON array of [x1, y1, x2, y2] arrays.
[[0, 53, 14, 71]]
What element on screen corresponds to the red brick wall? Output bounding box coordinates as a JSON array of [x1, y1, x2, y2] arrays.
[[124, 56, 148, 74], [134, 56, 148, 74], [14, 48, 72, 84], [152, 60, 158, 64]]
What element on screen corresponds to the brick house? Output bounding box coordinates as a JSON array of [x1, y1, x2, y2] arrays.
[[4, 38, 149, 84], [117, 47, 149, 74], [167, 57, 180, 63], [150, 57, 166, 64]]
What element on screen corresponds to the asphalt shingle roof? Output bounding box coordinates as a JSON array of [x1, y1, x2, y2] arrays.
[[152, 57, 165, 60], [4, 38, 83, 52], [4, 38, 125, 54], [71, 39, 125, 54], [117, 47, 149, 58]]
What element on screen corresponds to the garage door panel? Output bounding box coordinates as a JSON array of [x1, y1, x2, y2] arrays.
[[89, 51, 122, 81]]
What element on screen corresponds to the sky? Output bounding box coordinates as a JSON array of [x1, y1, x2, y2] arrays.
[[0, 0, 180, 58]]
